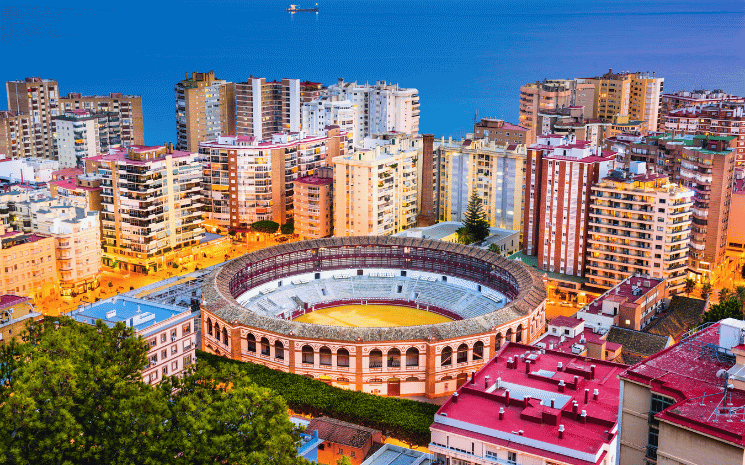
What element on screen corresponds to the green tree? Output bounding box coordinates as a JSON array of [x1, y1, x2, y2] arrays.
[[702, 298, 744, 323], [742, 265, 745, 279], [336, 457, 353, 465], [461, 191, 490, 245], [251, 220, 280, 235], [720, 287, 732, 303], [0, 317, 306, 465], [701, 282, 713, 299], [280, 221, 295, 235], [684, 278, 696, 296], [488, 243, 500, 254], [455, 227, 473, 245]]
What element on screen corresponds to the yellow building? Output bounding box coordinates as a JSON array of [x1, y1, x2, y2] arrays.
[[434, 137, 526, 232], [0, 226, 56, 299], [333, 136, 420, 236], [0, 295, 40, 344], [607, 113, 647, 137], [583, 69, 664, 132]]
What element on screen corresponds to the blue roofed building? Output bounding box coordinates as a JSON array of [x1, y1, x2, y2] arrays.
[[71, 296, 198, 384]]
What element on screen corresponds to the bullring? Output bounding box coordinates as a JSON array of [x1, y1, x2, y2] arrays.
[[201, 236, 546, 398]]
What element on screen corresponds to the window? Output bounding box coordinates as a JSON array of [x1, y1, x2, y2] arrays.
[[161, 333, 166, 343], [457, 344, 468, 363], [302, 345, 314, 364], [274, 340, 284, 360], [369, 350, 383, 368], [441, 347, 452, 366], [261, 337, 271, 356], [337, 348, 349, 367], [508, 451, 517, 464], [473, 341, 484, 360], [319, 346, 332, 366], [161, 350, 167, 359], [387, 348, 401, 367], [246, 333, 256, 352], [406, 347, 419, 367]]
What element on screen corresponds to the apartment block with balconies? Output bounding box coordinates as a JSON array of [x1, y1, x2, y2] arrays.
[[60, 92, 144, 146], [6, 77, 60, 160], [586, 163, 693, 292], [199, 128, 346, 231], [54, 109, 122, 168], [87, 144, 204, 274], [175, 71, 235, 152], [0, 111, 33, 158], [294, 167, 334, 240], [333, 136, 419, 236]]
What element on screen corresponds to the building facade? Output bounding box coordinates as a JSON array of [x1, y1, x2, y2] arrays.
[[333, 137, 419, 236], [236, 77, 302, 140], [199, 128, 346, 230], [87, 144, 204, 274], [472, 117, 534, 146], [523, 134, 614, 277], [537, 106, 609, 148], [519, 79, 595, 135], [175, 71, 235, 152], [0, 226, 56, 299], [0, 111, 33, 158], [0, 295, 40, 344], [71, 296, 198, 385], [434, 137, 526, 232], [294, 168, 334, 240], [583, 69, 664, 132], [586, 164, 693, 291], [323, 79, 419, 138], [301, 96, 358, 145], [54, 109, 122, 168], [6, 77, 60, 160], [60, 92, 144, 146]]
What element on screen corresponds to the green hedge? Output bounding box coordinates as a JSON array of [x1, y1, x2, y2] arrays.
[[196, 350, 438, 446]]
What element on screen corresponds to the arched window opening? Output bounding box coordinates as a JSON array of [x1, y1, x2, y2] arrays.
[[473, 341, 484, 360], [246, 333, 256, 352], [274, 340, 284, 360], [319, 346, 332, 366], [406, 347, 419, 367], [302, 345, 314, 364], [260, 337, 270, 356], [387, 348, 401, 368], [441, 346, 452, 366], [457, 344, 468, 364], [337, 348, 350, 367], [369, 350, 383, 368]]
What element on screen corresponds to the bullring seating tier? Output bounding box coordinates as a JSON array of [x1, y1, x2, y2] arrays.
[[237, 275, 508, 320]]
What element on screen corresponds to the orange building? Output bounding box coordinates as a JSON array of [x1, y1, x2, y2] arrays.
[[294, 168, 334, 240], [0, 227, 56, 299], [0, 295, 40, 344], [307, 417, 383, 465]]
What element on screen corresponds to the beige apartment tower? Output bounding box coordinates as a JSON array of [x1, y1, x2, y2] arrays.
[[294, 167, 334, 240], [175, 71, 235, 152], [6, 77, 60, 159], [236, 78, 303, 140], [583, 69, 664, 132], [0, 111, 33, 158], [586, 164, 693, 292], [61, 92, 144, 146], [519, 79, 595, 135]]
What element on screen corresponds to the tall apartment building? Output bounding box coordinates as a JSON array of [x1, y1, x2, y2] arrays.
[[87, 144, 204, 274], [333, 136, 419, 236], [0, 111, 33, 158], [0, 225, 56, 298], [621, 134, 737, 279], [175, 71, 235, 152], [54, 109, 122, 168], [60, 92, 144, 146], [472, 117, 534, 146], [294, 167, 334, 240], [522, 134, 614, 277], [583, 69, 664, 132], [663, 103, 745, 166], [324, 79, 419, 138], [6, 77, 60, 159], [518, 79, 595, 135], [537, 106, 608, 148], [236, 78, 301, 140], [659, 89, 744, 127], [299, 81, 325, 102], [585, 163, 693, 292], [301, 96, 358, 145], [199, 128, 346, 230], [435, 137, 526, 232]]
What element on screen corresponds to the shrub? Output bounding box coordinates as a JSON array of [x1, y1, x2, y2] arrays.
[[251, 221, 279, 234], [280, 222, 294, 235], [196, 350, 438, 446]]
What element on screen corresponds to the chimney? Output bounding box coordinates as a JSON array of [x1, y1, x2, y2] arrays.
[[573, 375, 579, 388], [580, 410, 587, 424], [525, 360, 531, 374], [452, 392, 458, 403], [550, 398, 555, 408], [558, 380, 565, 393], [558, 424, 565, 439], [590, 365, 596, 379], [524, 396, 531, 408], [593, 389, 599, 401], [557, 362, 563, 371], [499, 407, 504, 420], [504, 389, 510, 405], [168, 142, 174, 153], [518, 430, 524, 436], [484, 375, 491, 389], [584, 388, 589, 404], [471, 371, 475, 384], [496, 377, 501, 389], [572, 401, 578, 416]]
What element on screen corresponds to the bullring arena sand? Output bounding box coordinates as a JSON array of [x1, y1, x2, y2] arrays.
[[293, 304, 453, 327]]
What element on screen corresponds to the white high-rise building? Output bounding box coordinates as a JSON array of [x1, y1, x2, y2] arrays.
[[323, 79, 419, 139], [54, 110, 121, 168], [301, 96, 358, 145]]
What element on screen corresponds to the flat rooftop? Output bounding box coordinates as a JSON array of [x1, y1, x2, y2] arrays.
[[432, 342, 626, 465], [362, 444, 431, 465], [580, 276, 663, 316], [619, 323, 745, 447], [71, 296, 189, 332], [509, 252, 587, 285]]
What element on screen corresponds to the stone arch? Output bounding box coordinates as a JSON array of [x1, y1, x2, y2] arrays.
[[246, 333, 256, 352], [319, 346, 332, 366], [369, 349, 383, 368], [274, 340, 284, 360], [260, 337, 270, 356], [516, 323, 524, 343], [206, 318, 213, 336], [301, 345, 314, 364], [337, 348, 350, 367], [222, 327, 229, 346], [387, 348, 401, 368], [456, 343, 468, 363], [441, 346, 452, 366], [405, 347, 419, 367]]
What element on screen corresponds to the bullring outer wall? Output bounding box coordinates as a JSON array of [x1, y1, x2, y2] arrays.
[[201, 236, 547, 398]]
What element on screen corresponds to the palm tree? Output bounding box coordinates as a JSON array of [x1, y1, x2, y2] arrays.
[[701, 282, 712, 299], [719, 287, 732, 303], [684, 278, 696, 297]]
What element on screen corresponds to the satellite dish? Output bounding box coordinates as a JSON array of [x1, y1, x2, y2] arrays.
[[717, 369, 728, 379]]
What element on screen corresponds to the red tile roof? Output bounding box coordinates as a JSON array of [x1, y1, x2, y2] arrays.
[[52, 168, 83, 180], [0, 294, 30, 310], [551, 316, 584, 328], [306, 417, 380, 449]]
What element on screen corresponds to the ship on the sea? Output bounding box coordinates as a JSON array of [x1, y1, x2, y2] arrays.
[[287, 4, 318, 13]]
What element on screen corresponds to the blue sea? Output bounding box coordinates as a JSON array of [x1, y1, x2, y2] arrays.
[[2, 0, 744, 145]]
